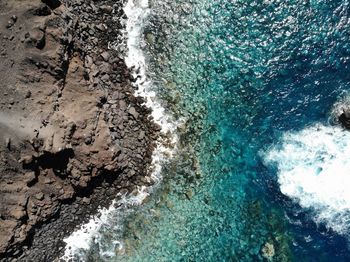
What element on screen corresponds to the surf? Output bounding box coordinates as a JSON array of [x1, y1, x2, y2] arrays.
[[61, 0, 178, 260], [264, 123, 350, 235]]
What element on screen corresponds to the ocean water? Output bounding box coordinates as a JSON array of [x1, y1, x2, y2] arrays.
[[64, 0, 350, 261]]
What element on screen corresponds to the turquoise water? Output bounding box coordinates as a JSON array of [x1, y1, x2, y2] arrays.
[[84, 0, 350, 261]]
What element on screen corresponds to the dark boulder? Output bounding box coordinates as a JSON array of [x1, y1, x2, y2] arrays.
[[339, 109, 350, 129]]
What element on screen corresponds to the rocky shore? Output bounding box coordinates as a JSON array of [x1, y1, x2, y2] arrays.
[[0, 0, 160, 260]]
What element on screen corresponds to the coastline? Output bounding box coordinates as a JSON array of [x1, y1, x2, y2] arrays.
[[2, 0, 350, 261], [62, 0, 180, 259], [0, 0, 162, 260]]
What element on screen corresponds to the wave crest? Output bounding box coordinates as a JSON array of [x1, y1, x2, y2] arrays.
[[264, 124, 350, 234]]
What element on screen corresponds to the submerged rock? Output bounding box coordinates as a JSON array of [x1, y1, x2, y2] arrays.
[[261, 242, 275, 261]]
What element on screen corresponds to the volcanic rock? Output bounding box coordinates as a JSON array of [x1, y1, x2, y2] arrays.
[[0, 0, 159, 260], [339, 108, 350, 129]]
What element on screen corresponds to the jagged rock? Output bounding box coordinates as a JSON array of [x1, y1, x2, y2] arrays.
[[0, 0, 159, 259], [100, 51, 110, 62], [339, 108, 350, 129]]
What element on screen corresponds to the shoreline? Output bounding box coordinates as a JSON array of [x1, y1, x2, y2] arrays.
[[0, 0, 162, 260], [62, 0, 180, 259]]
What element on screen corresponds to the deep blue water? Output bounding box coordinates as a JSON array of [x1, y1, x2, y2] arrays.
[[80, 0, 350, 261], [201, 1, 350, 260]]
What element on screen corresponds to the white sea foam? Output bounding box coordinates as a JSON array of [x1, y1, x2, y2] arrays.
[[123, 0, 179, 164], [264, 124, 350, 234], [329, 92, 350, 125], [62, 0, 178, 260], [61, 188, 149, 260], [125, 1, 181, 135]]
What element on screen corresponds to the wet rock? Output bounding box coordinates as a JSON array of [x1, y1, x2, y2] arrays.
[[261, 242, 275, 260], [185, 188, 194, 200], [166, 200, 174, 209], [99, 62, 111, 74], [146, 33, 155, 45], [339, 108, 350, 129]]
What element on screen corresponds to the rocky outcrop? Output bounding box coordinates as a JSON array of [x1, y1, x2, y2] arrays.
[[0, 0, 159, 260], [338, 108, 350, 129]]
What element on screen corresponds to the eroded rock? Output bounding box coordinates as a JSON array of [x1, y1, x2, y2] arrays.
[[0, 0, 160, 260]]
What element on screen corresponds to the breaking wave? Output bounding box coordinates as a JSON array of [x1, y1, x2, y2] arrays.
[[264, 124, 350, 235]]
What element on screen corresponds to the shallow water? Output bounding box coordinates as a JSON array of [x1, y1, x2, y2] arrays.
[[70, 0, 350, 261]]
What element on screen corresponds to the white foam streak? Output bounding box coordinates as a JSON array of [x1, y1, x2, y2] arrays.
[[62, 188, 149, 260], [123, 0, 179, 180], [124, 0, 179, 138], [62, 0, 178, 260], [264, 124, 350, 234]]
